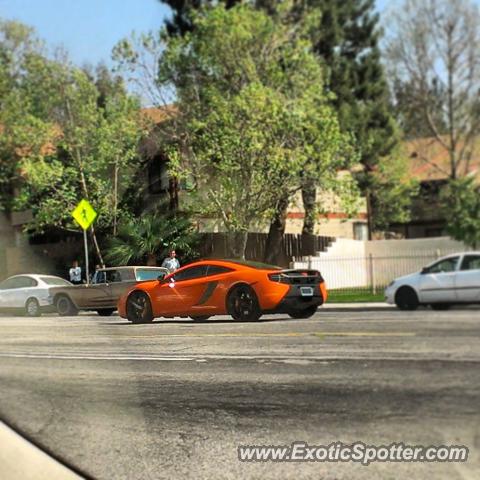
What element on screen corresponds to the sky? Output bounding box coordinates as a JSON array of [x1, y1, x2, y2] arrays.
[[0, 0, 397, 68], [0, 0, 171, 67]]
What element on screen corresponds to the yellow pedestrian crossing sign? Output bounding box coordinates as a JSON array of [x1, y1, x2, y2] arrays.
[[72, 199, 97, 230]]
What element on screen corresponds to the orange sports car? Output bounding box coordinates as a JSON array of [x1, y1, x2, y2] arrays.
[[118, 259, 327, 323]]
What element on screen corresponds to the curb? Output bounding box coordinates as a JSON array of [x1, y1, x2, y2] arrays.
[[0, 421, 84, 480]]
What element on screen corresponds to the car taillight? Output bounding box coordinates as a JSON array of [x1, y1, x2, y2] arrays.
[[268, 273, 282, 283]]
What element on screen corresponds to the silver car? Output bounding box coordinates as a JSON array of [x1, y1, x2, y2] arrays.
[[385, 252, 480, 310], [0, 274, 72, 316]]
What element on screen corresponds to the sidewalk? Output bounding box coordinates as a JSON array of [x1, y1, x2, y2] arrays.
[[322, 302, 395, 311], [0, 421, 83, 480]]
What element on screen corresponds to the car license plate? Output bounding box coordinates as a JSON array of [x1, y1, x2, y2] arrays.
[[300, 287, 314, 297]]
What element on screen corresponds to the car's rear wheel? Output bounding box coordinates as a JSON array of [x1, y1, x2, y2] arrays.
[[190, 316, 211, 322], [395, 287, 419, 311], [25, 298, 40, 317], [97, 308, 116, 316], [288, 305, 318, 319], [56, 295, 78, 316], [431, 303, 451, 311], [227, 284, 261, 322], [127, 291, 153, 324]]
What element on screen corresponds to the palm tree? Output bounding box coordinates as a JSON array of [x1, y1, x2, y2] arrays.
[[105, 210, 199, 266]]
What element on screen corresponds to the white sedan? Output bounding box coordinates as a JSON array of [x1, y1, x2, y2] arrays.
[[0, 274, 72, 316], [385, 252, 480, 310]]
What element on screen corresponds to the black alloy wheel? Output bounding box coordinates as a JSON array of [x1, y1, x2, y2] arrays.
[[227, 285, 261, 322], [395, 287, 419, 311], [127, 291, 154, 324]]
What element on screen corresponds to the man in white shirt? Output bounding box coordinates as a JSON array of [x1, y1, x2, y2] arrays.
[[161, 250, 180, 273], [69, 260, 82, 284]]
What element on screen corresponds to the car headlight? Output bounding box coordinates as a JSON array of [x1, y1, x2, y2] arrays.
[[387, 281, 395, 288]]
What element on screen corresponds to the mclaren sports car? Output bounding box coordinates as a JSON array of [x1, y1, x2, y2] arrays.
[[118, 259, 327, 323]]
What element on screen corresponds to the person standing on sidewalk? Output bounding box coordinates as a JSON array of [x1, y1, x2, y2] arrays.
[[69, 260, 82, 285], [161, 250, 180, 273]]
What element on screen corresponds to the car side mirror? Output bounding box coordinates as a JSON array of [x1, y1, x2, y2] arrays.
[[421, 267, 429, 274]]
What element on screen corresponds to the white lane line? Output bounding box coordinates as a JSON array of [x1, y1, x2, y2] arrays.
[[0, 353, 195, 361], [0, 352, 479, 362]]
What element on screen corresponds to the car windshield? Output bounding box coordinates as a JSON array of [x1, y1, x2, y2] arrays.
[[40, 277, 72, 286]]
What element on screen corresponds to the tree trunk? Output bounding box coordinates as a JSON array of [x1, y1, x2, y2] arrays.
[[301, 180, 316, 235], [264, 195, 289, 265], [113, 163, 118, 236], [366, 189, 373, 241], [90, 225, 105, 268], [227, 231, 248, 259]]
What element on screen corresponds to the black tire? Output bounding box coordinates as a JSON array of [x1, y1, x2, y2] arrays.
[[190, 316, 211, 322], [127, 291, 153, 324], [431, 303, 451, 311], [395, 287, 419, 311], [288, 305, 318, 319], [227, 284, 261, 322], [25, 298, 40, 317], [56, 295, 78, 316], [97, 308, 116, 316]]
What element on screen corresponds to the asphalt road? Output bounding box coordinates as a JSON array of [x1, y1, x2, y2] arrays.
[[0, 306, 479, 479]]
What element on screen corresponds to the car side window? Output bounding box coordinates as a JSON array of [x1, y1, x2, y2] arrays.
[[173, 266, 208, 282], [22, 277, 38, 287], [0, 277, 37, 289], [0, 278, 20, 290], [105, 270, 122, 283], [425, 257, 459, 274], [118, 269, 135, 282], [460, 255, 480, 271], [205, 265, 233, 276]]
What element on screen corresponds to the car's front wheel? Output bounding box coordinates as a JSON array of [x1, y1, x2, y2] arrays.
[[56, 295, 78, 316], [227, 284, 261, 322], [25, 298, 40, 317], [395, 287, 419, 311], [127, 291, 153, 324], [288, 305, 318, 319]]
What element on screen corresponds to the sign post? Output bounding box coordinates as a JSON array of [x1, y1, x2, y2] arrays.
[[71, 199, 98, 285]]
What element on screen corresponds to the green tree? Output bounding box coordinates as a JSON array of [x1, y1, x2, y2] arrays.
[[440, 177, 480, 249], [0, 20, 148, 264], [105, 209, 199, 266], [160, 0, 400, 239], [157, 5, 355, 258], [0, 19, 44, 210]]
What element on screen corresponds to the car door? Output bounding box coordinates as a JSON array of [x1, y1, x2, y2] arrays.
[[153, 265, 208, 316], [455, 254, 480, 303], [418, 256, 460, 303], [0, 277, 22, 309], [109, 269, 136, 306], [0, 276, 37, 309], [81, 270, 113, 308]]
